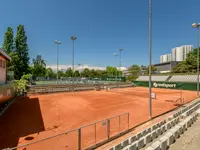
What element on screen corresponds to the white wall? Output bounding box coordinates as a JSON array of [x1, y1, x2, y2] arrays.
[[0, 56, 6, 84], [172, 48, 176, 61], [176, 47, 184, 61], [167, 54, 172, 62]]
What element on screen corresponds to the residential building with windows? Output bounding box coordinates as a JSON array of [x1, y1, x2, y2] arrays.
[[160, 54, 172, 63], [171, 45, 193, 61]]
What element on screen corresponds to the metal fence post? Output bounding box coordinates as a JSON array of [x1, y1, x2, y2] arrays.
[[119, 115, 120, 132], [94, 123, 97, 145], [78, 128, 81, 150], [107, 119, 110, 139], [128, 113, 130, 129]]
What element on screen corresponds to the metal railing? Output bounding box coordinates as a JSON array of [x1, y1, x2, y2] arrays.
[[5, 112, 129, 150]]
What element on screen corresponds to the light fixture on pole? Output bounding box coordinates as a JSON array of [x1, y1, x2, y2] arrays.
[[54, 40, 61, 84], [70, 36, 77, 85], [148, 0, 152, 119], [192, 23, 200, 97], [113, 53, 118, 80]]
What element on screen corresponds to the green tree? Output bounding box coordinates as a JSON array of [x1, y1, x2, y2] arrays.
[[95, 70, 107, 77], [58, 70, 65, 78], [126, 64, 141, 81], [82, 68, 90, 77], [32, 55, 46, 77], [128, 65, 141, 75], [106, 66, 118, 77], [65, 68, 73, 77], [173, 62, 188, 73], [2, 27, 14, 54], [2, 27, 14, 71], [90, 69, 97, 77], [14, 25, 30, 79], [74, 70, 80, 77], [147, 65, 157, 74], [45, 68, 55, 78], [172, 48, 199, 73]]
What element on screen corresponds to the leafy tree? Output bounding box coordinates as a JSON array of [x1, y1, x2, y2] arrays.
[[58, 70, 65, 78], [82, 68, 90, 77], [90, 69, 97, 77], [45, 68, 55, 78], [14, 25, 30, 79], [2, 27, 14, 54], [147, 65, 157, 74], [65, 68, 73, 77], [128, 65, 141, 75], [172, 48, 199, 73], [173, 62, 188, 73], [32, 55, 46, 77], [74, 70, 80, 77], [126, 64, 141, 81], [96, 70, 107, 77], [2, 27, 14, 71], [106, 66, 118, 77]]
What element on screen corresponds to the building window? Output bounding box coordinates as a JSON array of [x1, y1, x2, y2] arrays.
[[0, 59, 2, 68], [3, 61, 5, 68]]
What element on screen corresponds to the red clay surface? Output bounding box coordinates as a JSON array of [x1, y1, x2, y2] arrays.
[[0, 87, 197, 150]]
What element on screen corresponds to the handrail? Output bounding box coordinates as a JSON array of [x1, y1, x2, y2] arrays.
[[6, 112, 129, 150]]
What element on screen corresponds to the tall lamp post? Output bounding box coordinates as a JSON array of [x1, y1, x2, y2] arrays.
[[54, 40, 61, 84], [113, 53, 118, 80], [71, 36, 77, 85], [148, 0, 152, 119], [192, 23, 200, 97], [119, 48, 123, 79]]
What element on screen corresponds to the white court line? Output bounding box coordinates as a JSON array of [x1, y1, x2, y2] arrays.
[[95, 100, 139, 111], [79, 103, 97, 111]]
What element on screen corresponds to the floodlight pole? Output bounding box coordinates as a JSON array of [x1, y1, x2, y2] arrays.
[[119, 48, 123, 79], [149, 0, 152, 119], [71, 36, 77, 85], [113, 53, 118, 80], [192, 23, 200, 97], [198, 26, 200, 97], [54, 40, 61, 84]]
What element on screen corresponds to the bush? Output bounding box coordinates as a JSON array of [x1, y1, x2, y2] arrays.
[[21, 74, 31, 81], [126, 75, 138, 82], [12, 74, 30, 96]]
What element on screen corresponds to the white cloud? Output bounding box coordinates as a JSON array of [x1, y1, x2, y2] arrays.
[[46, 64, 128, 71]]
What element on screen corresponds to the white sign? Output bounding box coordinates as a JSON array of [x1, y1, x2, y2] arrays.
[[153, 82, 176, 88]]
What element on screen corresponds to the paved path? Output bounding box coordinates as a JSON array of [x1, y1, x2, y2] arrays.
[[169, 116, 200, 150]]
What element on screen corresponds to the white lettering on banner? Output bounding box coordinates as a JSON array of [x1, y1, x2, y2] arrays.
[[35, 88, 70, 93], [153, 82, 176, 88]]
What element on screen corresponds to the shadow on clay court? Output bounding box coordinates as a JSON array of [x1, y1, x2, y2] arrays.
[[0, 96, 45, 149]]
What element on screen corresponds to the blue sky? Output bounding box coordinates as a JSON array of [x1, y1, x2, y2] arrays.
[[0, 0, 200, 68]]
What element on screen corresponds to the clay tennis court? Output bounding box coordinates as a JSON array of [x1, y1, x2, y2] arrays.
[[0, 87, 197, 150]]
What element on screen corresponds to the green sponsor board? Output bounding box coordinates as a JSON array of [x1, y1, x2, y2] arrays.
[[133, 81, 198, 91]]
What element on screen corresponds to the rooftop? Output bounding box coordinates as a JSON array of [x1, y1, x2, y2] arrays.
[[0, 48, 11, 61]]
